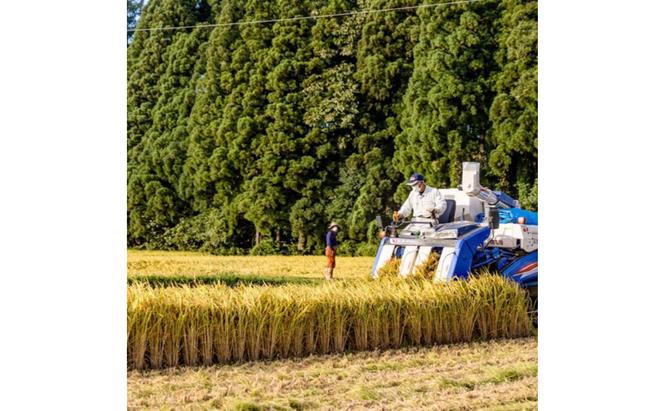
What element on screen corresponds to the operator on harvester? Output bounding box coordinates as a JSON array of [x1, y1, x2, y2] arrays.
[[324, 222, 340, 280], [392, 172, 446, 223]]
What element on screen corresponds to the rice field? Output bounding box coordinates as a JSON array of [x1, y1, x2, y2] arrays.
[[128, 250, 375, 280], [128, 275, 533, 369], [128, 251, 537, 407]]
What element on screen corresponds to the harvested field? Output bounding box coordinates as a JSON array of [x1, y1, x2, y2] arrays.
[[128, 337, 538, 410], [128, 275, 533, 369]]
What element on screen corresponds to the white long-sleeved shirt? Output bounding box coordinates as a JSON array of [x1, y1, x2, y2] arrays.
[[398, 185, 446, 220]]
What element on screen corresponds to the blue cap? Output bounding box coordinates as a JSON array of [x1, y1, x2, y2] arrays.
[[407, 173, 424, 186]]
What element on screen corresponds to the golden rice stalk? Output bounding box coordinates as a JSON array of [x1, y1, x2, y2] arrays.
[[376, 258, 401, 278], [127, 285, 150, 370], [471, 271, 532, 339], [413, 252, 440, 280], [127, 274, 534, 369]]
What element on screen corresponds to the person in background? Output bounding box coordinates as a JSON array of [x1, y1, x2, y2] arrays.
[[324, 222, 340, 280]]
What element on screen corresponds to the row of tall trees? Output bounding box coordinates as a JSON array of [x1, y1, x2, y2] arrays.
[[127, 0, 538, 254]]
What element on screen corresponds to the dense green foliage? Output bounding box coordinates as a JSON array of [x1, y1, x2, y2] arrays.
[[127, 0, 537, 254]]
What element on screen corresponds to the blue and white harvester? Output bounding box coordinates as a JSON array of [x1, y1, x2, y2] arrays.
[[372, 162, 538, 302]]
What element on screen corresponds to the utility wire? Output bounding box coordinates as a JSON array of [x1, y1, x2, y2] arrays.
[[128, 0, 485, 32]]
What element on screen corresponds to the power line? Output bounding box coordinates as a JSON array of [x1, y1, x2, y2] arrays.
[[128, 0, 485, 33]]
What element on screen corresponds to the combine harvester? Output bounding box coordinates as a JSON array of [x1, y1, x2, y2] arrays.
[[373, 162, 538, 308]]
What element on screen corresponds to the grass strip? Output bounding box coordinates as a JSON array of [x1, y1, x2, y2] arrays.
[[127, 273, 323, 288]]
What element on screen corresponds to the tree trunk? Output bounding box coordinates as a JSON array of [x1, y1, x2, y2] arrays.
[[255, 231, 262, 246], [297, 231, 305, 251]]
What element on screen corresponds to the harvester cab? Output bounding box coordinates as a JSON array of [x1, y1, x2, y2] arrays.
[[371, 162, 538, 296]]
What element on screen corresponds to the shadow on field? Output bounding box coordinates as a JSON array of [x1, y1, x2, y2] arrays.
[[127, 273, 325, 287]]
